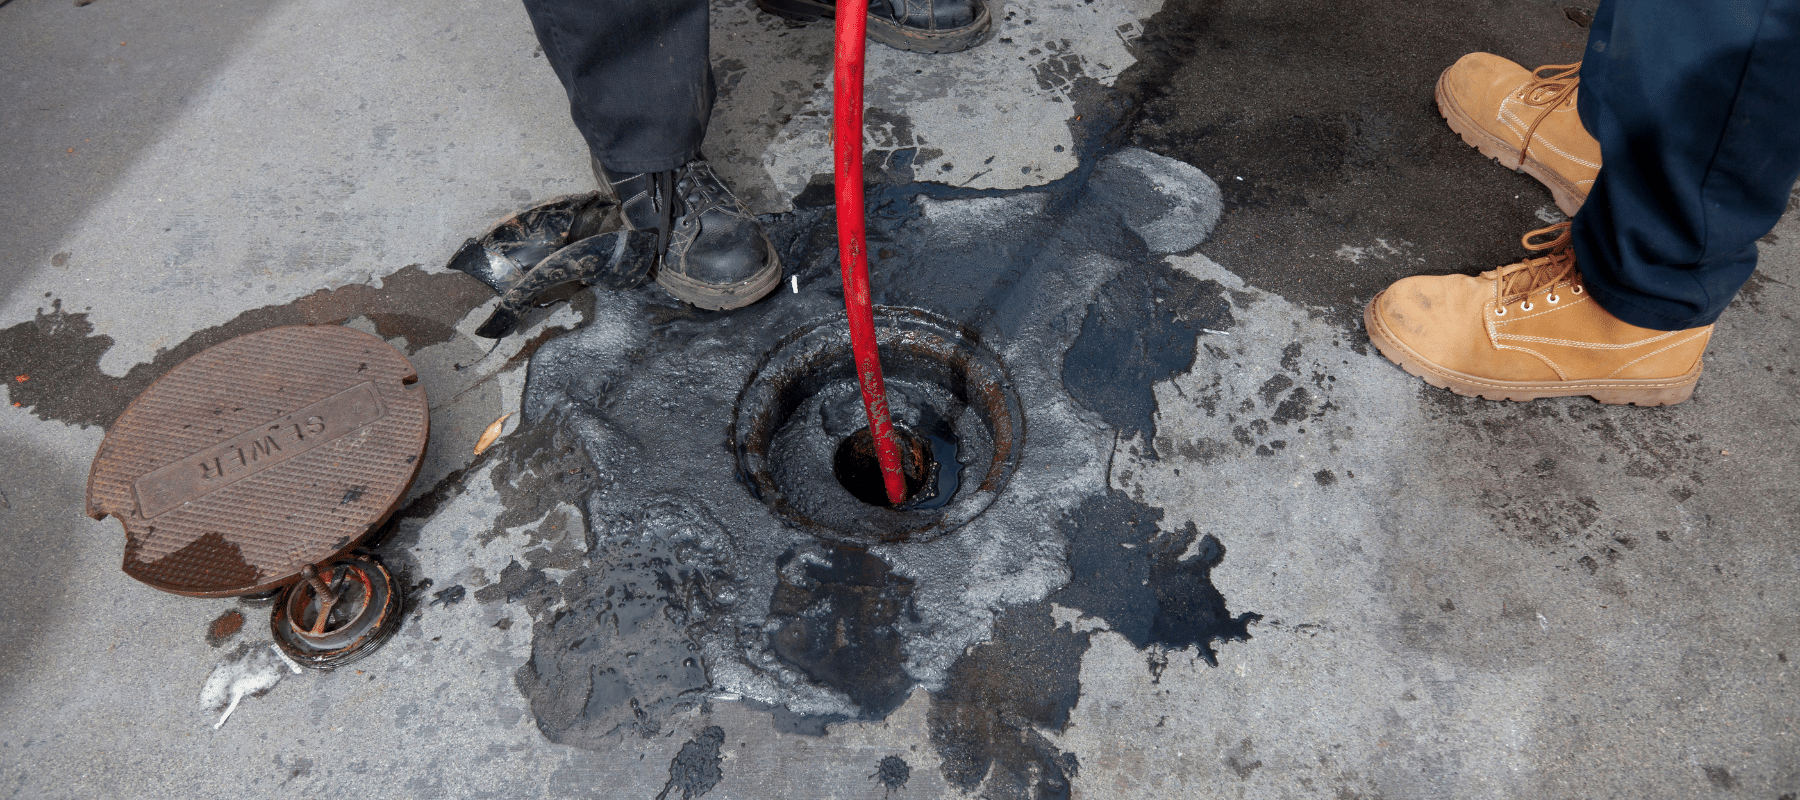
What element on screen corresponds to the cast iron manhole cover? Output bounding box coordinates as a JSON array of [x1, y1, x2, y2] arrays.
[[86, 325, 429, 597]]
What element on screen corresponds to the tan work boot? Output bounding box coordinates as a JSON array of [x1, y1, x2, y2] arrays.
[[1437, 54, 1599, 217], [1365, 223, 1712, 406]]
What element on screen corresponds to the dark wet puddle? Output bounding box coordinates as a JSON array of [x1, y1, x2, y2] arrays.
[[441, 147, 1261, 798], [0, 149, 1263, 799], [1, 141, 1263, 800]]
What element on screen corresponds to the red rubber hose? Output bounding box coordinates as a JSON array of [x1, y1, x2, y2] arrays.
[[832, 1, 909, 506]]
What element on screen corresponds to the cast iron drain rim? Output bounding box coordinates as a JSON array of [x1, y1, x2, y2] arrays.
[[731, 306, 1024, 545], [270, 554, 402, 670]]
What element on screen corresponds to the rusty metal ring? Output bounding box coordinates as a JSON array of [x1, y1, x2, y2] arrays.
[[271, 554, 402, 670]]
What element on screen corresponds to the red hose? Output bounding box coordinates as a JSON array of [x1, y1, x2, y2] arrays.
[[832, 1, 909, 506]]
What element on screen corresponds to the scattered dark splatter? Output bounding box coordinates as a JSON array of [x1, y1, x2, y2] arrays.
[[1050, 491, 1261, 665], [655, 726, 726, 800], [871, 755, 911, 795], [1062, 263, 1236, 446], [275, 755, 313, 786], [1223, 737, 1262, 779], [1702, 765, 1739, 789], [515, 493, 728, 746], [429, 585, 466, 608], [475, 560, 550, 607]]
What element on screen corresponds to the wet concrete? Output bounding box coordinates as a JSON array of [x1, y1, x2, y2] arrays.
[[3, 0, 1798, 796], [422, 146, 1249, 795]]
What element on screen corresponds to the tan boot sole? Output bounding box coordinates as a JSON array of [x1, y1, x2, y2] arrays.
[[1435, 67, 1587, 218], [1364, 293, 1700, 406]]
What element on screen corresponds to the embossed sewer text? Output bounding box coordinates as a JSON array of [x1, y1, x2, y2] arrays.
[[132, 381, 388, 518]]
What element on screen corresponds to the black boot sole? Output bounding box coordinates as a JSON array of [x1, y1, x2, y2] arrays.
[[755, 0, 992, 54], [655, 244, 783, 311]]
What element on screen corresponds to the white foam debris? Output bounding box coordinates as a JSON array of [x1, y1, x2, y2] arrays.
[[200, 642, 293, 730]]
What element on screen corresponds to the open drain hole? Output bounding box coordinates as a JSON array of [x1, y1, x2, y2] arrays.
[[835, 423, 958, 507], [734, 307, 1021, 545]]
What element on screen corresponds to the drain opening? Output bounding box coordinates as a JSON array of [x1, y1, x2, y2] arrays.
[[734, 307, 1021, 545]]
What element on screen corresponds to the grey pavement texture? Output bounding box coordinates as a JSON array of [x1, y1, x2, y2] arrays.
[[2, 0, 1797, 798]]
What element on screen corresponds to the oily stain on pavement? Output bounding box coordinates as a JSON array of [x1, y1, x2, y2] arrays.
[[411, 145, 1260, 799], [0, 266, 498, 429], [6, 145, 1266, 798]]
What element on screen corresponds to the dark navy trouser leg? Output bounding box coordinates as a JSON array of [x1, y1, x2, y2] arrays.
[[1573, 0, 1800, 331], [521, 0, 715, 173]]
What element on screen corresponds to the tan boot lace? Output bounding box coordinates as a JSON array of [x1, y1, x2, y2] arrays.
[[1487, 222, 1583, 316], [1513, 63, 1580, 169]]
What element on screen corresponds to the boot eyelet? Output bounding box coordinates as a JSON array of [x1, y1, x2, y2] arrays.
[[1546, 293, 1560, 304], [1520, 301, 1534, 311], [1494, 306, 1507, 317], [1571, 285, 1583, 294]]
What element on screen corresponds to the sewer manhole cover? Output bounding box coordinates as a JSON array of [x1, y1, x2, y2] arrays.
[[86, 325, 428, 597]]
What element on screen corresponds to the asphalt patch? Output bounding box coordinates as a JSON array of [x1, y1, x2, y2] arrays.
[[1105, 0, 1594, 324]]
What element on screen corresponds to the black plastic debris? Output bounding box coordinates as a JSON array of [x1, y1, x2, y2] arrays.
[[446, 191, 660, 338]]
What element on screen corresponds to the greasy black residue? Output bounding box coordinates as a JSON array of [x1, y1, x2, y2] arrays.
[[514, 470, 729, 746], [1062, 263, 1235, 445], [445, 141, 1259, 794], [831, 428, 932, 508], [428, 585, 465, 608], [0, 267, 498, 429], [656, 726, 726, 800], [475, 560, 550, 606], [1050, 491, 1261, 667], [928, 604, 1084, 800], [769, 545, 918, 717], [872, 755, 911, 794]]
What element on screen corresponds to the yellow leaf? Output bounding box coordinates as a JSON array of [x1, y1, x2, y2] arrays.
[[474, 413, 514, 455]]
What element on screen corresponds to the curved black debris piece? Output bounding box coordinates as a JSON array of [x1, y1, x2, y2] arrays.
[[447, 191, 615, 295], [473, 228, 660, 338]]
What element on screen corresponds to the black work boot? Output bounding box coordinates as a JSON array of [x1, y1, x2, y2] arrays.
[[594, 156, 782, 311], [756, 0, 991, 54]]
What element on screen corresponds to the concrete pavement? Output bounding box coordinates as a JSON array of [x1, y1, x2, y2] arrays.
[[2, 0, 1795, 798]]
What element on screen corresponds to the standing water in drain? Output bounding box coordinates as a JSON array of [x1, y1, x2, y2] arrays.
[[831, 407, 965, 509]]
